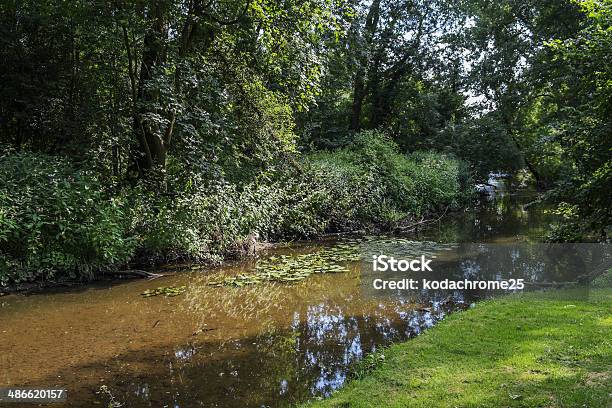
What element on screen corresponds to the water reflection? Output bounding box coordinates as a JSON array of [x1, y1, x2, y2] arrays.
[[419, 192, 555, 243], [118, 297, 458, 408]]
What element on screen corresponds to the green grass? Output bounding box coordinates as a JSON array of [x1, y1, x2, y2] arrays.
[[302, 289, 612, 408]]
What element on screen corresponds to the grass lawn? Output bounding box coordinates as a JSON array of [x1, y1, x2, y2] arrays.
[[302, 289, 612, 408]]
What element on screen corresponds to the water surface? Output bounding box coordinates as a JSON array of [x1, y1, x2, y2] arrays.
[[1, 190, 580, 407]]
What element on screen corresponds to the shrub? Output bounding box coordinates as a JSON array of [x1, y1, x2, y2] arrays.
[[305, 130, 464, 227], [0, 152, 134, 285], [127, 177, 269, 263], [306, 152, 385, 230], [0, 131, 466, 285]]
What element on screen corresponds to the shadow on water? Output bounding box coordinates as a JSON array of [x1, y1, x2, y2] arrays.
[[0, 186, 607, 407], [417, 190, 555, 243]]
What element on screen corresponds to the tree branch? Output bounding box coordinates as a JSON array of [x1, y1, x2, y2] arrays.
[[204, 0, 252, 26]]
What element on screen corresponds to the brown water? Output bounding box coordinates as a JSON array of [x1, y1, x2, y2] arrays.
[[0, 190, 568, 407]]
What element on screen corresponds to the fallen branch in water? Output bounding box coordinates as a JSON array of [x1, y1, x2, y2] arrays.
[[580, 261, 612, 284], [105, 270, 162, 280], [397, 206, 450, 232]]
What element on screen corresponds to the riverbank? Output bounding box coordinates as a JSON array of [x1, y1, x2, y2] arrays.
[[302, 288, 612, 408], [1, 131, 467, 289], [0, 193, 588, 407]]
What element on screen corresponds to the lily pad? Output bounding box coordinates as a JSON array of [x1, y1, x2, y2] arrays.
[[209, 239, 362, 287], [141, 286, 187, 298]]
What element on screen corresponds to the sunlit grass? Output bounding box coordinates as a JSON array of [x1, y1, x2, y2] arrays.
[[301, 289, 612, 408]]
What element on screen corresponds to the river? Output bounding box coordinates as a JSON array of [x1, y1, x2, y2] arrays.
[[0, 187, 591, 407]]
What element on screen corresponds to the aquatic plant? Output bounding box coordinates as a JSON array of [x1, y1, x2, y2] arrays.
[[208, 241, 362, 287], [141, 286, 186, 297], [207, 238, 457, 287]]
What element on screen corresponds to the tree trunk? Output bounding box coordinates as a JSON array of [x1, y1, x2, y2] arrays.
[[127, 1, 208, 177], [350, 74, 366, 131], [498, 104, 547, 190], [134, 3, 168, 173], [505, 120, 547, 190], [350, 0, 381, 132]]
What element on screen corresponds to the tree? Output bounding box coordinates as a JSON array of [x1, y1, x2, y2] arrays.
[[460, 0, 583, 188], [0, 0, 344, 185], [543, 0, 612, 239], [120, 0, 343, 178]]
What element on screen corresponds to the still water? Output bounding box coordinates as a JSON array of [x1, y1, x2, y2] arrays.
[[0, 190, 593, 407]]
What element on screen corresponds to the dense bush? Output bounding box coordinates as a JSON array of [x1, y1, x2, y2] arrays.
[[306, 130, 465, 227], [126, 176, 288, 263], [0, 152, 134, 285], [0, 131, 466, 285]]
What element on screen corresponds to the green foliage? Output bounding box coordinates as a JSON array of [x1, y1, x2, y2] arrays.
[[3, 0, 607, 284], [141, 286, 186, 297], [0, 130, 465, 285], [531, 0, 612, 240], [0, 152, 134, 285], [305, 130, 464, 229], [315, 131, 461, 220], [128, 131, 464, 264], [350, 350, 386, 380], [544, 202, 588, 242], [0, 0, 345, 175], [591, 268, 612, 289], [208, 242, 360, 287], [298, 0, 467, 151], [127, 179, 234, 262], [443, 114, 524, 182]]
